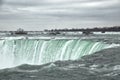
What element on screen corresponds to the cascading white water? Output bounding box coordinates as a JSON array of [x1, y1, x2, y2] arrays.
[[0, 39, 118, 69]]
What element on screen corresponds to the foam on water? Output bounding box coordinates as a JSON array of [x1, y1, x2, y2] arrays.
[[0, 38, 119, 69]]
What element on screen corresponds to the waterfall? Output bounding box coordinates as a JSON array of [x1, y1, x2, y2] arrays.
[[0, 39, 118, 69]]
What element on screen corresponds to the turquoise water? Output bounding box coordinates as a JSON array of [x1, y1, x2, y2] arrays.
[[0, 39, 117, 69]]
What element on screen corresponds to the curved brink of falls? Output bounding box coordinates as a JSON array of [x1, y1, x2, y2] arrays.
[[0, 39, 118, 69]]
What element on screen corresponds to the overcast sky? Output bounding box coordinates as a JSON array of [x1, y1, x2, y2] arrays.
[[0, 0, 120, 31]]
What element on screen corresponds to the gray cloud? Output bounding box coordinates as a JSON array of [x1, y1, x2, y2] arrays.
[[0, 0, 120, 31], [0, 0, 3, 6]]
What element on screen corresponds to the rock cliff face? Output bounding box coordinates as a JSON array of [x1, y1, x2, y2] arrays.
[[0, 47, 120, 80]]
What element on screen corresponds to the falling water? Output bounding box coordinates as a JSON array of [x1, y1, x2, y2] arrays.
[[0, 39, 118, 69]]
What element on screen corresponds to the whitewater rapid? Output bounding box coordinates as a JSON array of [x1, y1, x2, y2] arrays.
[[0, 39, 118, 69]]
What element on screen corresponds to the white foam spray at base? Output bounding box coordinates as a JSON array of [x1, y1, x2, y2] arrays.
[[0, 39, 119, 69]]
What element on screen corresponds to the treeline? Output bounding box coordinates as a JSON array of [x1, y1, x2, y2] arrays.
[[45, 26, 120, 32]]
